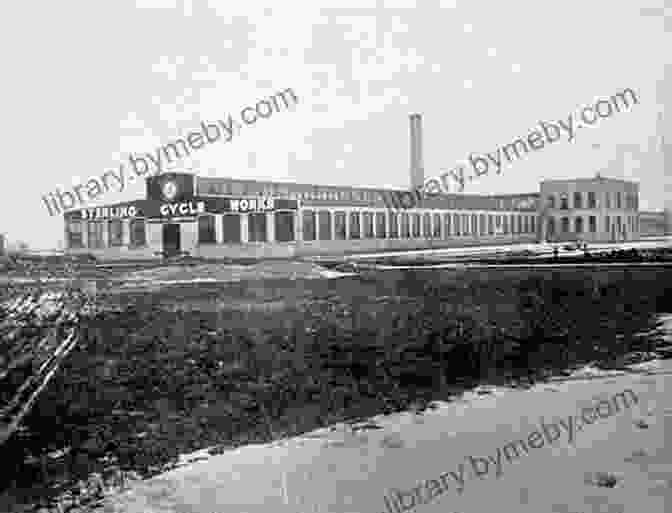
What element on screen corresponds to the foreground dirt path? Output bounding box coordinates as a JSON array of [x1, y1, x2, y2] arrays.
[[99, 360, 671, 513]]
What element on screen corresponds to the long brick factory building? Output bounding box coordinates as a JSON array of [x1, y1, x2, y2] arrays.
[[63, 116, 670, 260]]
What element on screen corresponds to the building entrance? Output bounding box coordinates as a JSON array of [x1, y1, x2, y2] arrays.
[[162, 223, 181, 256]]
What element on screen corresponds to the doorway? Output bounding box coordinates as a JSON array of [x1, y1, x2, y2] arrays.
[[162, 223, 181, 256]]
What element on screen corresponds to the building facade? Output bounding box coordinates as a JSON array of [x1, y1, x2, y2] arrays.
[[539, 176, 640, 243], [63, 172, 541, 260], [639, 209, 672, 237]]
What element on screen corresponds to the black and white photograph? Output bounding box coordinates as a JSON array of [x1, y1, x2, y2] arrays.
[[1, 2, 671, 512]]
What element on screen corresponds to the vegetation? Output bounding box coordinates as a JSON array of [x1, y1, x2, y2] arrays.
[[0, 267, 671, 511]]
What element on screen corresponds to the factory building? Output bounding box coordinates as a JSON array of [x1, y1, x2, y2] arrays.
[[62, 115, 647, 260], [539, 175, 640, 243]]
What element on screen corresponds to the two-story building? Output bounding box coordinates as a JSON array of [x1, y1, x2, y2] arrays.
[[539, 175, 640, 243]]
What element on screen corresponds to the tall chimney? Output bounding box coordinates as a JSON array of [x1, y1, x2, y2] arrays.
[[409, 113, 425, 191]]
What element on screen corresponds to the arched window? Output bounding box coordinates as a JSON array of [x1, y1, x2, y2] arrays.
[[574, 216, 583, 234], [547, 218, 556, 237], [573, 192, 583, 209]]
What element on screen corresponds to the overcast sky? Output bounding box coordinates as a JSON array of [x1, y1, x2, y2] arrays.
[[1, 0, 670, 249]]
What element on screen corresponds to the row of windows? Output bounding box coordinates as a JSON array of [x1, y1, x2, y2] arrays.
[[196, 212, 296, 244], [67, 210, 539, 249], [546, 191, 638, 210], [196, 212, 296, 243], [67, 219, 147, 249], [546, 215, 639, 235], [201, 180, 382, 203], [200, 180, 537, 211], [301, 211, 537, 240]]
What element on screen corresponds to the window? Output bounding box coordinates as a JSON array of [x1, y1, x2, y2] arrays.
[[605, 193, 611, 209], [318, 211, 332, 240], [517, 215, 523, 234], [376, 212, 387, 238], [573, 192, 582, 209], [363, 212, 374, 238], [433, 213, 441, 238], [523, 216, 530, 233], [248, 213, 267, 242], [575, 216, 583, 234], [401, 213, 410, 238], [547, 218, 556, 237], [335, 212, 347, 240], [488, 214, 494, 235], [560, 194, 569, 210], [198, 215, 216, 244], [349, 212, 361, 239], [547, 195, 556, 208], [303, 210, 316, 241], [453, 213, 460, 236], [444, 213, 451, 238], [510, 214, 516, 234], [412, 213, 421, 238], [222, 214, 241, 243], [108, 220, 123, 247], [530, 216, 536, 234], [129, 219, 146, 247], [503, 214, 509, 234], [605, 215, 611, 234], [87, 221, 104, 249], [589, 216, 596, 233], [561, 217, 570, 233], [616, 192, 622, 209], [471, 214, 478, 235], [423, 213, 431, 237], [275, 211, 295, 242], [588, 192, 596, 208], [67, 220, 83, 249], [461, 214, 469, 235], [389, 212, 399, 238]]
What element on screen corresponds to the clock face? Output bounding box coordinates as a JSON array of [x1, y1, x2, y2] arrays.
[[162, 181, 178, 201]]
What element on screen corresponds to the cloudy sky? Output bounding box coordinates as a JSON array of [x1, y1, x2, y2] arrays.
[[1, 0, 670, 249]]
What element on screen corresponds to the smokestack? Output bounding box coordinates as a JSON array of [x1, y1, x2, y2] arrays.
[[409, 113, 425, 191]]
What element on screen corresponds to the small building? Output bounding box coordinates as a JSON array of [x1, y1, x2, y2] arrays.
[[539, 175, 640, 243]]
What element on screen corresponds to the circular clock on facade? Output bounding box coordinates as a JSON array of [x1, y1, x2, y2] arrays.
[[162, 180, 178, 201]]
